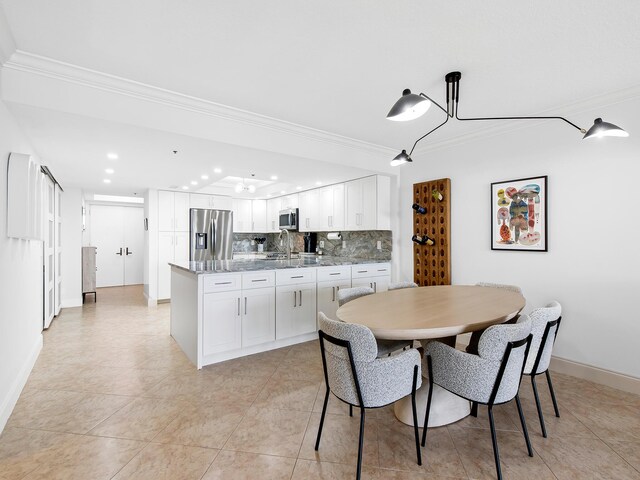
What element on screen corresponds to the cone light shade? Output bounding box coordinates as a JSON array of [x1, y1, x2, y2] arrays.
[[387, 89, 431, 121], [583, 118, 629, 139], [390, 149, 412, 166]]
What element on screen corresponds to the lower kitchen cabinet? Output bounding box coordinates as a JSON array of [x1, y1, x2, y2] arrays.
[[276, 283, 317, 339], [203, 290, 242, 356], [317, 280, 352, 320], [241, 287, 276, 347]]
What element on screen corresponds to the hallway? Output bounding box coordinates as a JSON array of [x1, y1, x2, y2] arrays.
[[0, 286, 639, 479]]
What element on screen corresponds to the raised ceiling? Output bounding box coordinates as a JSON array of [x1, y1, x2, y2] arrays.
[[1, 0, 639, 192]]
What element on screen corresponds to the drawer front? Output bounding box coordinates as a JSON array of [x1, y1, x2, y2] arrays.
[[203, 274, 242, 293], [276, 268, 317, 286], [351, 263, 391, 278], [317, 265, 351, 282], [242, 271, 276, 289]]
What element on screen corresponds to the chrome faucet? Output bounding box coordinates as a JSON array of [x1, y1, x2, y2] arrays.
[[279, 228, 291, 260]]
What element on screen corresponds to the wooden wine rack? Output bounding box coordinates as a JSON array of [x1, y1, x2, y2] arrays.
[[413, 178, 451, 286]]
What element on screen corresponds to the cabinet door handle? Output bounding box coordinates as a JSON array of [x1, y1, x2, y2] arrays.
[[215, 281, 232, 285], [116, 248, 123, 256], [374, 281, 377, 292], [252, 221, 255, 231], [272, 220, 275, 230], [329, 272, 340, 276], [251, 278, 267, 282], [244, 297, 247, 315], [237, 297, 240, 316], [293, 290, 297, 308], [291, 275, 304, 279], [299, 290, 302, 307], [125, 247, 132, 255], [332, 286, 335, 302]]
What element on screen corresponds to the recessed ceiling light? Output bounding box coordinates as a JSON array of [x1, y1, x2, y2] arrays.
[[315, 181, 322, 186], [191, 180, 198, 186], [280, 190, 286, 195], [214, 168, 222, 174], [296, 186, 302, 190], [270, 175, 278, 181], [105, 168, 114, 174], [103, 178, 111, 184], [201, 174, 209, 180], [107, 153, 118, 160], [182, 186, 189, 190]]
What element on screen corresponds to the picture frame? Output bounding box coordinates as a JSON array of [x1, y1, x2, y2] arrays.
[[491, 175, 547, 252]]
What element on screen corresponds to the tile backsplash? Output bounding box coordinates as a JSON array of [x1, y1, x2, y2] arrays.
[[233, 231, 392, 261]]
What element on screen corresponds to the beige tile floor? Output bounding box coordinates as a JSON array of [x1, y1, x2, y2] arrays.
[[1, 285, 639, 479]]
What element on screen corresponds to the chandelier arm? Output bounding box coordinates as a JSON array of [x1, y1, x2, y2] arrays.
[[455, 112, 586, 134], [418, 93, 451, 117], [408, 115, 449, 156]]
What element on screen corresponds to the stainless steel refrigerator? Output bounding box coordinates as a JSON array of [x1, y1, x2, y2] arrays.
[[189, 209, 233, 261]]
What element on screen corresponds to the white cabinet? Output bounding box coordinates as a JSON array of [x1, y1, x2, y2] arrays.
[[317, 280, 352, 320], [251, 200, 267, 232], [190, 193, 233, 211], [242, 287, 276, 347], [319, 184, 345, 231], [203, 290, 242, 356], [158, 231, 190, 299], [344, 176, 390, 231], [351, 263, 391, 293], [232, 199, 252, 233], [276, 283, 317, 339], [159, 191, 190, 232], [280, 194, 299, 209], [266, 198, 281, 233], [232, 199, 267, 232], [298, 189, 320, 232]]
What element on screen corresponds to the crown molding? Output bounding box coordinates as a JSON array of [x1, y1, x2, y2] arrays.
[[3, 50, 396, 157], [0, 7, 16, 66], [411, 82, 640, 156]]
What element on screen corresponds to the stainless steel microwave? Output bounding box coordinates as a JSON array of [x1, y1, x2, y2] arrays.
[[278, 208, 298, 230]]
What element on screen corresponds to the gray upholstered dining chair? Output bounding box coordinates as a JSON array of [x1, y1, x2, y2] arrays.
[[422, 316, 534, 480], [388, 281, 419, 290], [523, 301, 562, 437], [337, 286, 412, 357], [466, 282, 524, 354], [316, 313, 422, 480]]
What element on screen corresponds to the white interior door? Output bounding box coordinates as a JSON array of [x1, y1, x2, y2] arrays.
[[91, 205, 125, 287], [43, 176, 55, 328], [123, 207, 144, 285]]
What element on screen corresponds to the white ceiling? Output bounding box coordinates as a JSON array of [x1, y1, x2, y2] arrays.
[[1, 0, 639, 192]]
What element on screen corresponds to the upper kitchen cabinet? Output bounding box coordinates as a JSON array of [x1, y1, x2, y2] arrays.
[[190, 193, 233, 211], [298, 189, 320, 232], [232, 199, 267, 233], [280, 194, 298, 210], [266, 198, 280, 233], [251, 200, 267, 232], [158, 191, 190, 232], [320, 183, 344, 231], [344, 175, 390, 231]]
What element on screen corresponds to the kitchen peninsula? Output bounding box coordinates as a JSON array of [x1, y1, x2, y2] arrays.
[[170, 257, 391, 368]]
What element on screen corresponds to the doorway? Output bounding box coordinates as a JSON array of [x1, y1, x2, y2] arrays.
[[89, 205, 144, 287]]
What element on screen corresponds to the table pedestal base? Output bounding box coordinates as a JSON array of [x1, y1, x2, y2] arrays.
[[394, 381, 470, 427]]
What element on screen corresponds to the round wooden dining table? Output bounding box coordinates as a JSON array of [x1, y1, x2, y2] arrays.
[[335, 285, 525, 426]]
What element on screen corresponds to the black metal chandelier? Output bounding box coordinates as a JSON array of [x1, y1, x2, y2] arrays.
[[387, 71, 628, 166]]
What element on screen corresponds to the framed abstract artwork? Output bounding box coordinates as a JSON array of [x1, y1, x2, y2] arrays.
[[491, 175, 547, 251]]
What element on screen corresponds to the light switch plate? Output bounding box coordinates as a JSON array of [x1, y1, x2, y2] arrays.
[[319, 240, 324, 248], [377, 240, 382, 250], [342, 241, 346, 249]]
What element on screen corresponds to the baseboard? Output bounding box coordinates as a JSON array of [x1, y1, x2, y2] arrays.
[[61, 297, 83, 308], [142, 291, 157, 307], [550, 356, 640, 396], [0, 334, 43, 433]]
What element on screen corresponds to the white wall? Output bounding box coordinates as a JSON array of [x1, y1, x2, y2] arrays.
[[60, 187, 83, 307], [399, 98, 640, 379], [0, 100, 43, 431]]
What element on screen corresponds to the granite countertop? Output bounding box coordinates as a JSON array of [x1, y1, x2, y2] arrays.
[[169, 256, 390, 274]]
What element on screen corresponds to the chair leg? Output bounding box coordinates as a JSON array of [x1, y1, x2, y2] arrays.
[[315, 387, 330, 451], [471, 401, 478, 417], [515, 394, 534, 457], [488, 406, 503, 480], [531, 376, 547, 438], [356, 408, 366, 480], [421, 355, 434, 447], [411, 365, 422, 466], [349, 404, 353, 417], [545, 370, 560, 418]]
